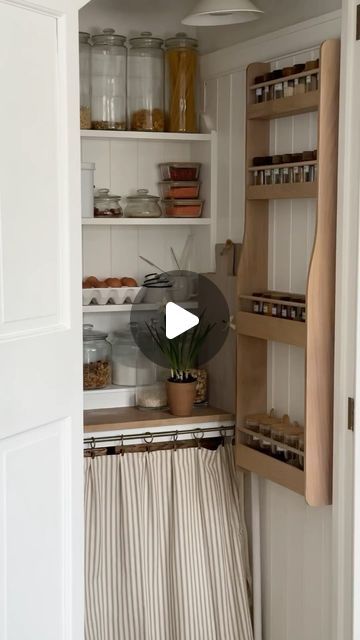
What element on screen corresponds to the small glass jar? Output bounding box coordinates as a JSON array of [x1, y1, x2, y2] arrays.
[[128, 33, 165, 132], [136, 351, 167, 410], [79, 32, 92, 129], [305, 60, 318, 92], [264, 73, 274, 101], [271, 423, 287, 460], [165, 33, 199, 133], [83, 324, 112, 390], [271, 301, 281, 317], [91, 29, 127, 130], [298, 436, 305, 470], [281, 167, 291, 184], [255, 87, 263, 104], [125, 189, 162, 218], [274, 82, 283, 100], [244, 413, 267, 449], [258, 416, 279, 453], [284, 426, 303, 466], [294, 77, 306, 95], [264, 169, 272, 185], [292, 165, 304, 184], [253, 170, 264, 186], [190, 369, 208, 404], [94, 189, 123, 218], [112, 329, 139, 387], [281, 298, 291, 319]]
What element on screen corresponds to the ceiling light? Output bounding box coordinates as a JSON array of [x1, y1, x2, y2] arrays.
[[182, 0, 263, 26]]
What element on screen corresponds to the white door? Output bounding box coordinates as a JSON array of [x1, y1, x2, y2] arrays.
[[0, 1, 85, 638], [334, 1, 360, 639]]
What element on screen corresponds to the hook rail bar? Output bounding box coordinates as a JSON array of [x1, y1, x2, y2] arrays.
[[84, 425, 235, 448]]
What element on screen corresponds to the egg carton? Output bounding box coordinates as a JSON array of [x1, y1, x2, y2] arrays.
[[83, 287, 145, 306]]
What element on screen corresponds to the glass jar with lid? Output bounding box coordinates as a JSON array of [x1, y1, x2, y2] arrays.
[[128, 32, 165, 132], [83, 324, 112, 390], [94, 189, 123, 218], [165, 33, 199, 133], [124, 189, 162, 218], [112, 326, 139, 387], [91, 29, 127, 130], [79, 32, 92, 129]]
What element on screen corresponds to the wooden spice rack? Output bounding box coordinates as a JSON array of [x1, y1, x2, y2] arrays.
[[235, 40, 340, 506]]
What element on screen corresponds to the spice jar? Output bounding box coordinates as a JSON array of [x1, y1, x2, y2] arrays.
[[258, 414, 279, 452], [91, 29, 127, 130], [292, 154, 304, 183], [165, 33, 198, 133], [125, 189, 162, 218], [264, 72, 274, 101], [282, 67, 294, 98], [252, 293, 263, 314], [79, 32, 92, 129], [272, 156, 282, 185], [298, 436, 305, 470], [253, 170, 264, 186], [83, 324, 112, 390], [94, 189, 123, 218], [254, 75, 265, 104], [305, 60, 318, 92], [128, 33, 165, 132], [245, 412, 270, 449], [302, 151, 315, 182], [271, 423, 287, 460], [284, 425, 303, 466], [264, 168, 272, 185]]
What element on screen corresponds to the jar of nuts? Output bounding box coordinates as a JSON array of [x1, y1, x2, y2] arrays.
[[83, 324, 112, 390], [190, 368, 208, 404]]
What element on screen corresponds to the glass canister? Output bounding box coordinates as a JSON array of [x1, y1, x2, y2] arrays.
[[112, 328, 139, 387], [165, 33, 199, 133], [136, 352, 167, 410], [91, 29, 127, 130], [79, 32, 92, 129], [124, 189, 162, 218], [83, 324, 112, 390], [128, 32, 165, 132], [94, 189, 123, 218]]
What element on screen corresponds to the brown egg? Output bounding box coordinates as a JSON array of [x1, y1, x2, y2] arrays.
[[105, 277, 123, 288], [97, 281, 109, 288], [83, 280, 93, 289], [121, 277, 138, 287], [85, 276, 100, 287]]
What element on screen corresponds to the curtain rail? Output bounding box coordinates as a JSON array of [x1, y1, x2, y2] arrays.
[[84, 425, 235, 448]]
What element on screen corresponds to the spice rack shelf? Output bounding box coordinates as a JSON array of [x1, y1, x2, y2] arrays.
[[235, 444, 304, 495], [235, 39, 340, 506], [80, 130, 213, 142], [248, 91, 319, 121], [247, 183, 317, 200], [237, 311, 306, 347], [250, 67, 319, 90]]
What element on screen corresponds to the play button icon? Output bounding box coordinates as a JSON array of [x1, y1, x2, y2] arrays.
[[166, 302, 199, 340]]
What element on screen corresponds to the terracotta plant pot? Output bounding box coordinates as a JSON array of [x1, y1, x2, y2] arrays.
[[166, 380, 197, 417]]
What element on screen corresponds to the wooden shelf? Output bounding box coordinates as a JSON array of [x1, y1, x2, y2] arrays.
[[82, 218, 211, 227], [83, 301, 198, 314], [80, 130, 213, 142], [247, 91, 319, 120], [236, 39, 340, 506], [250, 67, 319, 90], [248, 160, 317, 171], [247, 182, 317, 200], [235, 444, 305, 496], [237, 311, 306, 347], [84, 405, 234, 433]]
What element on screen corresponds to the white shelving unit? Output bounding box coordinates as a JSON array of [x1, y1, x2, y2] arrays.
[[83, 301, 198, 314], [82, 129, 217, 410], [82, 218, 211, 226]]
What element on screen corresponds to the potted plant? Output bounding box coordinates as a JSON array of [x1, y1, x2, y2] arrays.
[[147, 313, 214, 417]]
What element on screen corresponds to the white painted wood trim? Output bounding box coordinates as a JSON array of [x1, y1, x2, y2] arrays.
[[200, 11, 341, 79], [82, 218, 211, 226]]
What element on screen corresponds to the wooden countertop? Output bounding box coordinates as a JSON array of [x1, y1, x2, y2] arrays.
[[84, 405, 234, 433]]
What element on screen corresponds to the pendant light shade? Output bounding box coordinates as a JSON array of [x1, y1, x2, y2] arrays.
[[182, 0, 263, 26]]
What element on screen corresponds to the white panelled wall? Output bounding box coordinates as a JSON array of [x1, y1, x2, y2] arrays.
[[201, 21, 339, 640]]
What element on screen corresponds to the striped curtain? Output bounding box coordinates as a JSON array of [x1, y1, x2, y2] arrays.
[[84, 445, 254, 640]]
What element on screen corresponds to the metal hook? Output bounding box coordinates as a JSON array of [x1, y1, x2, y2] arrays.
[[193, 429, 204, 449], [220, 428, 227, 447], [120, 434, 125, 457], [173, 431, 179, 451], [143, 432, 154, 453]]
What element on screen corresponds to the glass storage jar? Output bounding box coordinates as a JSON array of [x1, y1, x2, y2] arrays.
[[83, 324, 112, 390], [125, 189, 162, 218], [91, 29, 127, 130], [165, 33, 199, 133], [94, 189, 123, 217], [136, 352, 167, 410], [128, 32, 165, 132], [112, 328, 139, 387], [79, 32, 92, 129]]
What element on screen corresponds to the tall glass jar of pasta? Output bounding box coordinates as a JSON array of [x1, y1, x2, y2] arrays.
[[91, 29, 127, 130], [165, 33, 198, 133]]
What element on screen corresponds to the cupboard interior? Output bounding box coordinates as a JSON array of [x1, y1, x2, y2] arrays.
[[80, 1, 339, 639]]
